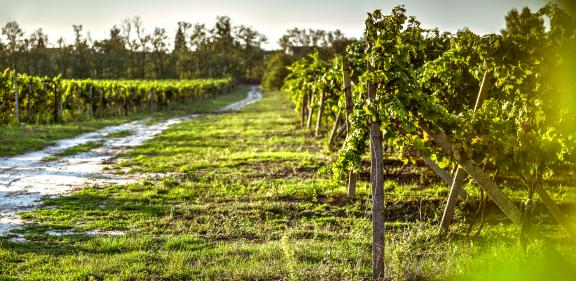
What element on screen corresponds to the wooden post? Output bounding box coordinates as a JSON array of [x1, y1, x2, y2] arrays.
[[99, 89, 104, 119], [301, 93, 307, 127], [131, 88, 136, 113], [421, 125, 572, 248], [421, 156, 469, 200], [440, 169, 468, 230], [59, 83, 63, 122], [535, 184, 576, 240], [459, 160, 522, 225], [342, 57, 354, 133], [89, 86, 94, 117], [367, 63, 385, 281], [53, 83, 59, 123], [328, 111, 343, 147], [315, 91, 325, 137], [440, 71, 490, 232], [76, 87, 82, 118], [306, 94, 314, 129], [150, 89, 154, 108], [123, 88, 128, 116], [26, 82, 32, 122], [13, 73, 20, 124], [420, 121, 523, 226], [348, 172, 358, 198], [343, 57, 358, 199]]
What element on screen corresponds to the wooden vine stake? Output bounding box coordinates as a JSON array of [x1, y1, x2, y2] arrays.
[[26, 82, 32, 121], [52, 83, 59, 123], [13, 72, 20, 124], [59, 83, 63, 122], [367, 62, 385, 280], [306, 94, 314, 129], [123, 88, 128, 116], [328, 111, 342, 147], [440, 70, 490, 232], [535, 184, 576, 239], [99, 89, 104, 119], [342, 57, 358, 198], [420, 120, 524, 226], [315, 91, 325, 137], [300, 93, 307, 127], [147, 90, 153, 112], [89, 86, 94, 117], [421, 156, 469, 200]]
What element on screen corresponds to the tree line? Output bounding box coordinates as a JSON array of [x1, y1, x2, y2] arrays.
[[0, 16, 267, 82], [0, 16, 354, 85]]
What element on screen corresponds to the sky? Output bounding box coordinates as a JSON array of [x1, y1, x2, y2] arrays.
[[0, 0, 547, 50]]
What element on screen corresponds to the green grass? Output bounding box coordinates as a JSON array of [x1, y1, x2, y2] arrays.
[[0, 86, 249, 157], [41, 141, 105, 162], [1, 90, 574, 280], [104, 130, 135, 139]]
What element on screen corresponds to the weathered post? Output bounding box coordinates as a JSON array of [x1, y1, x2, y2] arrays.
[[367, 62, 385, 280], [13, 73, 20, 125], [26, 82, 32, 121], [315, 91, 325, 137], [440, 71, 490, 232], [89, 86, 94, 117], [99, 88, 104, 119], [328, 111, 343, 147], [343, 58, 358, 198]]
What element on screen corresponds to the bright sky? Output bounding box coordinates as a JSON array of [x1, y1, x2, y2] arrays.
[[0, 0, 546, 50]]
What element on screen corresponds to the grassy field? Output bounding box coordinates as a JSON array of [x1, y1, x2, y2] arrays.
[[0, 91, 574, 280], [0, 87, 249, 157]]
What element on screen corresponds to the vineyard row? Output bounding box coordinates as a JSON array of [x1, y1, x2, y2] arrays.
[[0, 68, 233, 124]]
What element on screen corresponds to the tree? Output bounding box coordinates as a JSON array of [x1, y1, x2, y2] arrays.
[[133, 16, 151, 78], [151, 27, 168, 78], [121, 17, 139, 78], [28, 29, 51, 75], [174, 21, 190, 54], [93, 26, 128, 78], [236, 25, 267, 81], [2, 21, 23, 70], [261, 51, 291, 91], [70, 25, 91, 78], [56, 37, 72, 77], [212, 16, 236, 77]]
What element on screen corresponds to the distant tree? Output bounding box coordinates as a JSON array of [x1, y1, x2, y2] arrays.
[[56, 37, 72, 77], [94, 26, 128, 78], [0, 15, 268, 82], [121, 17, 139, 78], [236, 25, 267, 82], [277, 27, 352, 58], [151, 27, 168, 78], [174, 21, 190, 54], [71, 25, 91, 78], [133, 16, 151, 78], [261, 51, 291, 91], [28, 29, 52, 75], [186, 23, 210, 78], [173, 22, 191, 78], [502, 7, 544, 37], [1, 21, 23, 70], [212, 16, 236, 77]]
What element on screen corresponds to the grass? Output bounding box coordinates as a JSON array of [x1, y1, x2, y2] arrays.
[[41, 140, 104, 162], [0, 86, 250, 157], [104, 130, 134, 139], [0, 90, 574, 280]]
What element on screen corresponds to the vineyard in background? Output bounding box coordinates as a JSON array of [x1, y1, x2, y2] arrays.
[[0, 68, 233, 125], [283, 4, 576, 278]]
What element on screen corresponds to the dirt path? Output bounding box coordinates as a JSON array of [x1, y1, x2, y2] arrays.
[[0, 86, 262, 236]]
